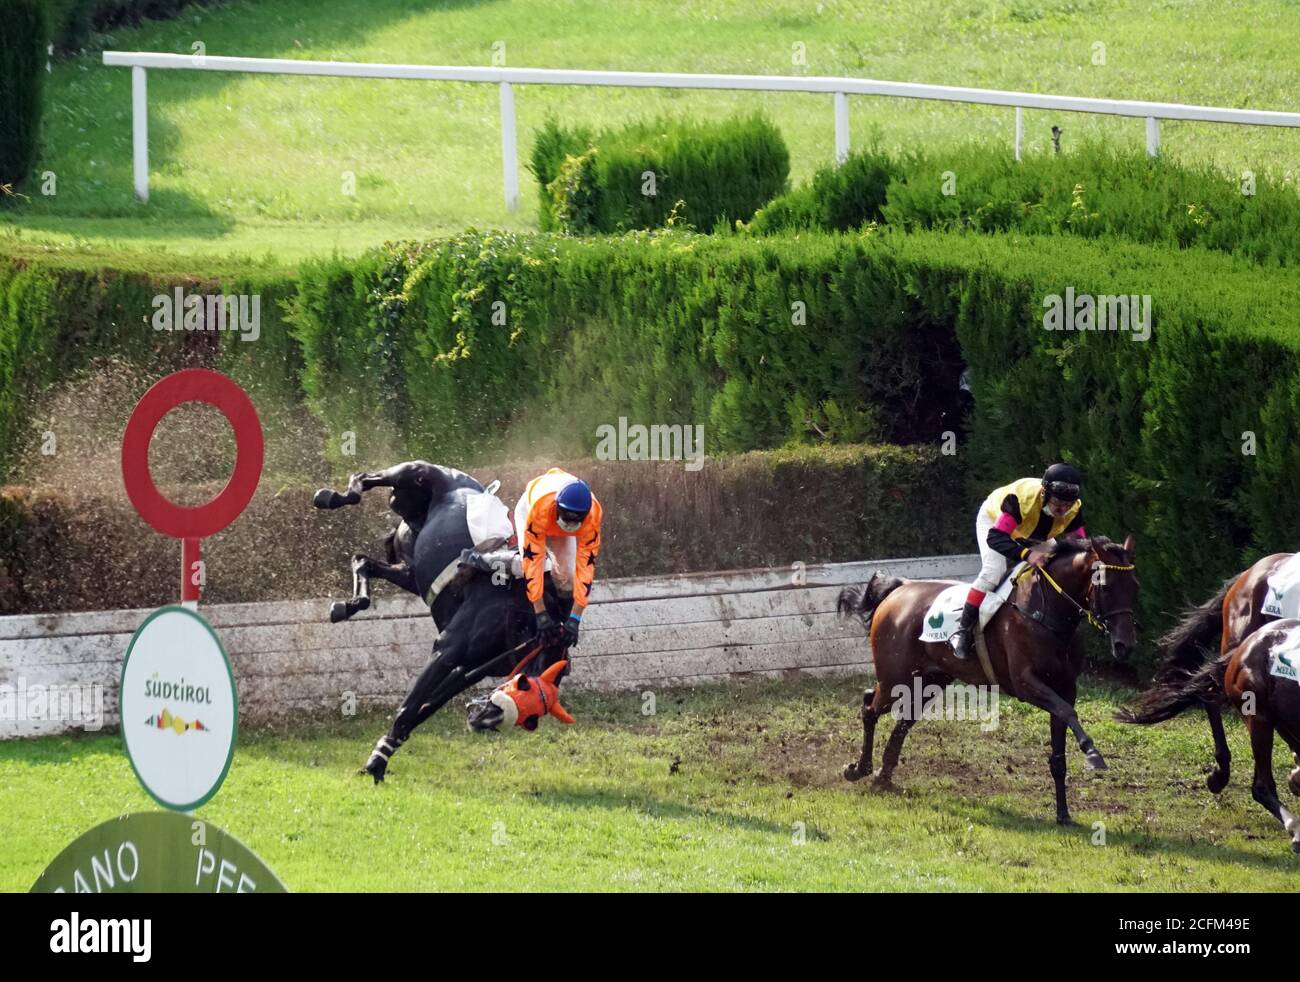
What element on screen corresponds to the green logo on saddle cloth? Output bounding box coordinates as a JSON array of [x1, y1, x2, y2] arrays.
[[1271, 649, 1299, 682], [928, 612, 945, 630]]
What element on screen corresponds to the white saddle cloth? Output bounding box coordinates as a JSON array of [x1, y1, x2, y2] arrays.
[[1269, 628, 1300, 683], [919, 562, 1027, 643], [465, 484, 514, 551], [1262, 554, 1300, 619]]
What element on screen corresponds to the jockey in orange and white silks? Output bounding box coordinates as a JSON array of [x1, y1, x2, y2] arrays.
[[950, 463, 1088, 661], [515, 468, 603, 649]]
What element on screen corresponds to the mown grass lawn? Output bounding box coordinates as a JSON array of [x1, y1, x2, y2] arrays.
[[4, 674, 1298, 891], [3, 0, 1298, 262]]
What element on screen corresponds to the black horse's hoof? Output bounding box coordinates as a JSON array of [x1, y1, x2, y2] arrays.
[[313, 488, 340, 508], [360, 754, 388, 784], [329, 598, 368, 623], [1057, 814, 1077, 827], [1084, 749, 1108, 771], [843, 762, 867, 782], [1207, 770, 1229, 795], [1288, 767, 1300, 797]]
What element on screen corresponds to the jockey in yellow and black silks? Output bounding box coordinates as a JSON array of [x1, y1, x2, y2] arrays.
[[950, 462, 1088, 661]]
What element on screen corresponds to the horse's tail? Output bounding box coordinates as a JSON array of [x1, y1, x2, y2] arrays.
[[1116, 656, 1227, 725], [837, 572, 904, 636], [1151, 576, 1232, 681]]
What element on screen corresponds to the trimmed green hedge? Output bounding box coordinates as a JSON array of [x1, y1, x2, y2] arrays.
[[0, 258, 300, 477], [0, 443, 966, 613], [289, 227, 1300, 659], [749, 142, 1300, 266], [529, 115, 790, 233], [0, 0, 47, 191]]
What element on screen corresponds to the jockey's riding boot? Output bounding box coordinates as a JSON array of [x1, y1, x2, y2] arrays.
[[449, 548, 492, 591], [949, 602, 981, 661]]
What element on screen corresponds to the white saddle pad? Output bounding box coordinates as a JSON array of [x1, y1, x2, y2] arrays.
[[1269, 628, 1300, 683], [465, 484, 514, 551], [919, 563, 1027, 643], [1262, 554, 1300, 619]]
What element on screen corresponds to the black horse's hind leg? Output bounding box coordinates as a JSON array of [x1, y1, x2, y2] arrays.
[[1246, 719, 1300, 853], [1049, 714, 1072, 825], [1205, 703, 1232, 794], [843, 687, 881, 782]]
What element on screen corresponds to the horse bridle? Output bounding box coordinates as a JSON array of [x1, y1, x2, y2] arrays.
[[1013, 558, 1135, 639]]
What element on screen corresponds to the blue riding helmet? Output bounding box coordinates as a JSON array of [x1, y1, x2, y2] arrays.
[[555, 479, 592, 528]]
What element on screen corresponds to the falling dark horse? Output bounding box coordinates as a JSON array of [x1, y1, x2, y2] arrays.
[[837, 535, 1138, 825], [314, 461, 569, 782]]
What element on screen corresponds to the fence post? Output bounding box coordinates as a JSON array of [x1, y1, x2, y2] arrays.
[[132, 66, 149, 202], [499, 81, 519, 212], [1145, 116, 1160, 157], [834, 91, 850, 165], [1014, 107, 1023, 161]]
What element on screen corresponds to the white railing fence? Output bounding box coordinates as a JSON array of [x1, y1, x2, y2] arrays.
[[102, 52, 1300, 210]]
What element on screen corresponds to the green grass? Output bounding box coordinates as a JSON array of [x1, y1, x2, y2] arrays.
[[3, 0, 1299, 260], [4, 674, 1298, 891]]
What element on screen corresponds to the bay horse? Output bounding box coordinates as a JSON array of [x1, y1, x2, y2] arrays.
[[1118, 619, 1300, 852], [1119, 553, 1300, 818], [837, 535, 1137, 825], [1155, 553, 1295, 663], [314, 462, 570, 782]]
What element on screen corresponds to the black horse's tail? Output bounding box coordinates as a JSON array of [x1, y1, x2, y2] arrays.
[[837, 572, 905, 636], [1116, 577, 1233, 725], [1152, 577, 1233, 681], [1116, 656, 1227, 725]]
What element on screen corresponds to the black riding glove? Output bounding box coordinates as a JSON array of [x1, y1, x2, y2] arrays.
[[535, 609, 561, 645], [561, 614, 581, 649]]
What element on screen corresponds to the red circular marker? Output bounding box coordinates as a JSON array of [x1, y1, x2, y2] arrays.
[[121, 369, 264, 540]]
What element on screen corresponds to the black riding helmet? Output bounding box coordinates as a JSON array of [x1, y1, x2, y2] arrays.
[[1042, 462, 1082, 502]]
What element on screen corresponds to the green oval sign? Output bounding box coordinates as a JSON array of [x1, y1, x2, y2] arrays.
[[30, 812, 286, 893]]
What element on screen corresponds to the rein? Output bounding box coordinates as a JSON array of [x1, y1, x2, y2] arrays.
[[1011, 558, 1135, 639]]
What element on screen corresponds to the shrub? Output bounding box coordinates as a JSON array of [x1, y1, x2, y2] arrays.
[[752, 142, 1300, 266], [530, 114, 790, 233], [0, 0, 47, 192]]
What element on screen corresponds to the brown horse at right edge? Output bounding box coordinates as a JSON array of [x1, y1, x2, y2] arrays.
[[1118, 553, 1300, 853], [837, 535, 1138, 826]]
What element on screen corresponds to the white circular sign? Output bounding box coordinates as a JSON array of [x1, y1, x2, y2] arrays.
[[120, 606, 237, 811]]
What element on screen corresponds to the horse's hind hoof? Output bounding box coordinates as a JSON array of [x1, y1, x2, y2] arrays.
[[1084, 749, 1108, 771], [843, 762, 867, 782], [1207, 770, 1230, 795], [1056, 814, 1077, 827], [313, 488, 340, 508]]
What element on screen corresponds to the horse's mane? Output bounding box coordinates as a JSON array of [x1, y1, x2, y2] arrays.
[[1049, 534, 1118, 561]]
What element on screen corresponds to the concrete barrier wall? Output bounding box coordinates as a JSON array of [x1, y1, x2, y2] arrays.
[[0, 554, 979, 739]]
